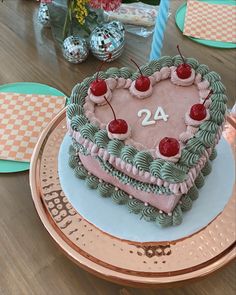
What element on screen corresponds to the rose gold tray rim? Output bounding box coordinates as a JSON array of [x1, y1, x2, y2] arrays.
[[29, 108, 236, 287]]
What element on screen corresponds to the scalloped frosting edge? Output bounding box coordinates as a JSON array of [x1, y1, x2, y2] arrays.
[[68, 144, 217, 227], [67, 122, 224, 195]]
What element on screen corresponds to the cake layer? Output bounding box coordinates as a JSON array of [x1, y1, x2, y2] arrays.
[[79, 153, 181, 213], [67, 143, 217, 226]]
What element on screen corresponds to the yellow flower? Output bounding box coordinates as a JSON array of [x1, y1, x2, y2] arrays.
[[74, 0, 89, 25]]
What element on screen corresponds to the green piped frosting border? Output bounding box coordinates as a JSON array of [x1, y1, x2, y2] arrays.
[[67, 55, 227, 183], [68, 145, 217, 227]]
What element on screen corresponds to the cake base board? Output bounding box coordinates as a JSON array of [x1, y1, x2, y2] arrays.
[[58, 134, 234, 242]]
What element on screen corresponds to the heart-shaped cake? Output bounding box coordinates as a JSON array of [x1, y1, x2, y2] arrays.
[[67, 55, 227, 227]]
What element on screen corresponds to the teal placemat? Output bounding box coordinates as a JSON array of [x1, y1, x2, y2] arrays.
[[0, 82, 66, 173], [175, 0, 236, 48]]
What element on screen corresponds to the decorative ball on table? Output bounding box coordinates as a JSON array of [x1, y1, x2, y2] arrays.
[[62, 36, 89, 64], [37, 3, 51, 27], [89, 21, 125, 62]]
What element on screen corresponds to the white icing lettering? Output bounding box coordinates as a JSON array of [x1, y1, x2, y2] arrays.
[[154, 107, 169, 122], [137, 107, 169, 126], [137, 109, 156, 126]]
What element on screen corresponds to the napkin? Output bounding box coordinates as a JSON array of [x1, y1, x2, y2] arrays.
[[184, 0, 236, 43], [0, 92, 65, 162]]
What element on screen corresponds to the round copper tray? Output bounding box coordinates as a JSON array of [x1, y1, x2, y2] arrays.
[[30, 108, 236, 288]]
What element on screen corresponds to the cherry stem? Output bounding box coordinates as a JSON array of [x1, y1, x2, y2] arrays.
[[203, 90, 213, 106], [96, 53, 112, 82], [104, 96, 116, 121], [177, 45, 186, 65], [130, 59, 143, 76]]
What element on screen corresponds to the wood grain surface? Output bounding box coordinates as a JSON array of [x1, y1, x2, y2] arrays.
[[0, 1, 235, 294]]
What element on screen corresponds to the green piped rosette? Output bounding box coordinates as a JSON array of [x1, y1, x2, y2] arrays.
[[67, 55, 227, 183]]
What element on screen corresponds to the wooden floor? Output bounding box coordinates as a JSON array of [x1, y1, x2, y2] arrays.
[[0, 1, 235, 295]]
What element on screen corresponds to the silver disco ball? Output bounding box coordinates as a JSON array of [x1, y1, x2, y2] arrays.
[[37, 3, 50, 27], [62, 36, 89, 64], [89, 21, 125, 62]]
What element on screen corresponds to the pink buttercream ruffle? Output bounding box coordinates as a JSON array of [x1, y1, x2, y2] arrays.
[[155, 146, 182, 163], [106, 124, 131, 140], [200, 98, 212, 108], [88, 87, 112, 105], [184, 109, 210, 127], [129, 81, 153, 99], [171, 67, 195, 86], [179, 125, 199, 143], [197, 80, 210, 90], [179, 132, 193, 143]]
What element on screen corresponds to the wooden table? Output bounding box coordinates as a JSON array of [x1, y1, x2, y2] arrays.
[[0, 1, 235, 294]]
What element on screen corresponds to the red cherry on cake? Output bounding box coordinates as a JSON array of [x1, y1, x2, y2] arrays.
[[189, 90, 213, 121], [103, 96, 129, 135], [90, 79, 107, 96], [190, 104, 207, 121], [135, 76, 151, 92], [108, 119, 128, 134], [159, 137, 180, 157], [131, 58, 151, 92], [176, 63, 192, 79], [90, 53, 112, 96], [176, 45, 192, 79]]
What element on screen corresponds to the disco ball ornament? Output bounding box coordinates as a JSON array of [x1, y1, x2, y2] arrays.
[[37, 3, 50, 27], [62, 36, 89, 64], [89, 21, 125, 62]]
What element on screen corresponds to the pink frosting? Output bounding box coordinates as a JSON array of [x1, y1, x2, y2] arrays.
[[179, 126, 199, 143], [179, 132, 193, 144], [185, 109, 210, 127], [160, 67, 171, 79], [200, 98, 212, 108], [106, 124, 131, 140], [93, 79, 199, 150], [197, 80, 210, 90], [199, 89, 211, 99], [194, 73, 202, 84], [106, 78, 117, 90], [155, 146, 182, 163], [116, 77, 127, 89], [88, 87, 112, 105], [153, 71, 162, 82], [129, 81, 153, 99], [171, 67, 195, 86]]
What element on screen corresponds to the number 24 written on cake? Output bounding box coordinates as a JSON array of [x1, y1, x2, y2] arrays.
[[137, 107, 169, 126]]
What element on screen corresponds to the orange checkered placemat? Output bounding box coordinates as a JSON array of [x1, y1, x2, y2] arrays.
[[0, 92, 65, 162], [183, 0, 236, 43]]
